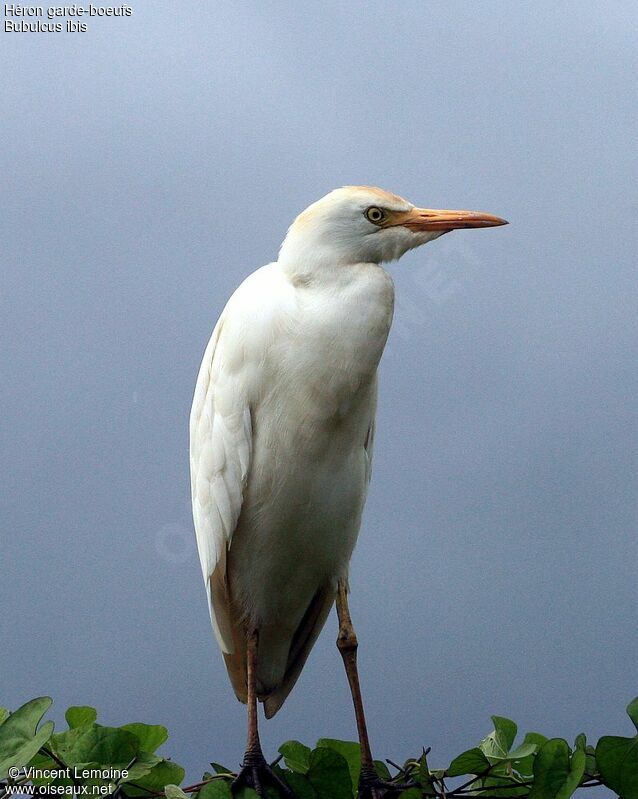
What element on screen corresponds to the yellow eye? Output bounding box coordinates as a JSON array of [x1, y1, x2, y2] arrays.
[[364, 206, 386, 225]]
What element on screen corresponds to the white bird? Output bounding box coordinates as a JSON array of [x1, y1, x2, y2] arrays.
[[190, 186, 506, 798]]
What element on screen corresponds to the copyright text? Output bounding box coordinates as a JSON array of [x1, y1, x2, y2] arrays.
[[4, 4, 133, 32]]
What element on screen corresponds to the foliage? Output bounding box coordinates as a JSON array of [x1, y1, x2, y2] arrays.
[[2, 697, 638, 798]]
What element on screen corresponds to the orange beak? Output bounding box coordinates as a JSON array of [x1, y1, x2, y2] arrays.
[[393, 207, 508, 231]]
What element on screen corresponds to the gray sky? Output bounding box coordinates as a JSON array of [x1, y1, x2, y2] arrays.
[[2, 0, 637, 782]]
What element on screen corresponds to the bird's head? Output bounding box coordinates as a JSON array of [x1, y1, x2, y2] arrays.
[[278, 186, 507, 271]]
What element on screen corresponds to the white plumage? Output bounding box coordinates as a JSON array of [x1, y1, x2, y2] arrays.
[[190, 186, 506, 720]]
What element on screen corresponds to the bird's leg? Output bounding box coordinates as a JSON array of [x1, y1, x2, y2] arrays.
[[336, 580, 410, 799], [336, 581, 376, 782], [244, 629, 261, 766], [231, 629, 293, 798]]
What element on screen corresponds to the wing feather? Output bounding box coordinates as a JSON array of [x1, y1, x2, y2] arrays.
[[363, 376, 378, 488], [189, 316, 252, 654]]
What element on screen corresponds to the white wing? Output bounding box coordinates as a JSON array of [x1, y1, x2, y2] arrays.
[[189, 312, 252, 654], [363, 376, 378, 488]]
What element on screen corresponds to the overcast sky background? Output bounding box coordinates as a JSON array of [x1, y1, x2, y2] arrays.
[[2, 0, 637, 782]]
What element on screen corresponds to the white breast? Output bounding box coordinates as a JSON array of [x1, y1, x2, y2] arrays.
[[229, 262, 392, 603]]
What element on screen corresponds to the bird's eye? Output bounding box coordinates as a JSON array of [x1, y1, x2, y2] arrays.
[[364, 206, 386, 225]]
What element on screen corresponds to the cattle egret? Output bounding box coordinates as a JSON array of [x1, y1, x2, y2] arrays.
[[190, 186, 507, 797]]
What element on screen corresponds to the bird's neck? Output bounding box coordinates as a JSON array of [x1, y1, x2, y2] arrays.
[[278, 246, 380, 289], [278, 227, 381, 283]]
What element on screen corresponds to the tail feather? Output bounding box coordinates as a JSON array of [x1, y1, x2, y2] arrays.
[[222, 610, 248, 703], [220, 584, 336, 716], [263, 585, 336, 718]]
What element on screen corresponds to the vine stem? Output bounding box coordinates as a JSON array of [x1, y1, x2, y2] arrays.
[[181, 775, 236, 793], [40, 747, 82, 793], [452, 780, 534, 795], [449, 764, 498, 795]]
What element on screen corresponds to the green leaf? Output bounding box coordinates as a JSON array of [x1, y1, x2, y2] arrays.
[[165, 786, 190, 799], [480, 716, 518, 762], [122, 724, 168, 754], [447, 747, 490, 777], [573, 735, 596, 777], [198, 781, 234, 799], [510, 742, 539, 761], [374, 760, 391, 781], [493, 717, 518, 752], [315, 739, 360, 796], [65, 706, 98, 729], [0, 697, 54, 781], [123, 751, 163, 781], [515, 733, 548, 777], [0, 721, 55, 781], [210, 762, 233, 775], [122, 759, 186, 795], [596, 735, 638, 799], [584, 747, 596, 777], [50, 724, 139, 767], [597, 700, 638, 799], [280, 771, 317, 799], [557, 749, 585, 799], [0, 697, 52, 746], [398, 790, 422, 798], [279, 740, 312, 774], [308, 747, 353, 799], [417, 748, 435, 792], [529, 739, 585, 799], [0, 708, 9, 726]]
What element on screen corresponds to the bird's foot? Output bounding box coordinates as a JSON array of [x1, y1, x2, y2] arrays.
[[231, 748, 293, 798], [358, 766, 414, 799]]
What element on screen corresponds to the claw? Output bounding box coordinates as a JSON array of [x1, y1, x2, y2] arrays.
[[231, 752, 293, 798]]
